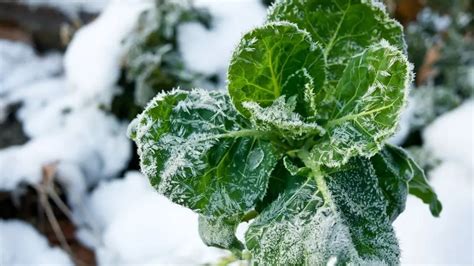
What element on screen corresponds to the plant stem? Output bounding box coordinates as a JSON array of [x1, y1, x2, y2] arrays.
[[297, 149, 337, 212]]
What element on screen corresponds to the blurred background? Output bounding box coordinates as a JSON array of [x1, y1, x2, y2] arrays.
[[0, 0, 472, 265]]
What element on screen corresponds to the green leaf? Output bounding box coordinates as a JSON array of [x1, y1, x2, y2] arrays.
[[129, 89, 279, 221], [228, 22, 325, 118], [405, 152, 442, 217], [310, 42, 412, 167], [283, 156, 310, 176], [198, 216, 243, 251], [370, 145, 411, 221], [268, 0, 405, 94], [371, 144, 442, 217], [254, 158, 312, 214], [246, 157, 400, 265]]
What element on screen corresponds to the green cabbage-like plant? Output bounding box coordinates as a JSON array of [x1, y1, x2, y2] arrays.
[[128, 0, 441, 264]]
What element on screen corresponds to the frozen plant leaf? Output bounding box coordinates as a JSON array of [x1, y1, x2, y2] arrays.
[[246, 157, 400, 265], [228, 22, 325, 118], [370, 145, 411, 221], [372, 144, 442, 217], [124, 0, 211, 107], [198, 215, 243, 251], [373, 145, 442, 217], [129, 89, 279, 221], [310, 42, 412, 167], [405, 151, 442, 217], [283, 156, 310, 176], [268, 0, 405, 103]]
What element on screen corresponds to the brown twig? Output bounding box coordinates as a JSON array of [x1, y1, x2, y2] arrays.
[[36, 163, 90, 266]]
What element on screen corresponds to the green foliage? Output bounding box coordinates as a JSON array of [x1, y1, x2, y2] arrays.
[[405, 2, 473, 133], [129, 0, 441, 264], [111, 0, 211, 120], [268, 0, 406, 88], [125, 0, 210, 106]]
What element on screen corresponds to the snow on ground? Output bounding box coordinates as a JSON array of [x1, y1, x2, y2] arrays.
[[76, 171, 228, 265], [423, 101, 474, 170], [0, 0, 155, 192], [395, 101, 474, 264], [0, 220, 73, 265], [64, 0, 152, 105], [0, 45, 131, 191], [178, 0, 266, 81], [0, 40, 62, 97]]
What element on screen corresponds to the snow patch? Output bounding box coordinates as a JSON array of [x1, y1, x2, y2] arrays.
[[76, 171, 228, 265], [395, 101, 474, 264], [178, 0, 266, 80], [395, 162, 473, 264], [64, 0, 152, 105], [0, 0, 150, 192], [0, 40, 62, 96], [0, 220, 73, 265], [423, 100, 474, 170], [0, 95, 131, 190]]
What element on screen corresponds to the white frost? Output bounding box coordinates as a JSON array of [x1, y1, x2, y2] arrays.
[[0, 220, 73, 265]]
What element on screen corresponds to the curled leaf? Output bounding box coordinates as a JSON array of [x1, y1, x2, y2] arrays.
[[311, 42, 412, 167], [228, 22, 325, 118]]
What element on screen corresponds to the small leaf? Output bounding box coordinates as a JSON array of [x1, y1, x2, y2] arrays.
[[372, 144, 442, 217], [405, 151, 442, 217], [130, 89, 279, 221], [228, 22, 325, 118], [246, 157, 400, 264], [283, 156, 310, 176], [268, 0, 405, 93], [198, 216, 243, 251], [310, 42, 412, 167]]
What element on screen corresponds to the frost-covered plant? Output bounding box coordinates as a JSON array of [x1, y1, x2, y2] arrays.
[[405, 4, 473, 129], [129, 0, 441, 264], [122, 0, 210, 107]]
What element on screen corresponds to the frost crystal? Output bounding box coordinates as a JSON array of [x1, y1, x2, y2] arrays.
[[243, 96, 325, 139]]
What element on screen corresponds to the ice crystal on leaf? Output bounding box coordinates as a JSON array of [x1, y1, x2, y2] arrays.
[[130, 0, 441, 264], [243, 96, 325, 140]]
